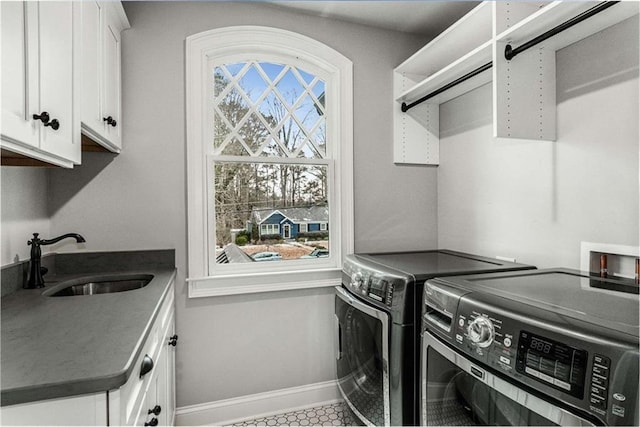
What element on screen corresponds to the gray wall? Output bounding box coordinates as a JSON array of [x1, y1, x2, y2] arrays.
[[438, 16, 639, 269], [5, 1, 635, 413], [1, 167, 51, 265], [46, 2, 431, 407]]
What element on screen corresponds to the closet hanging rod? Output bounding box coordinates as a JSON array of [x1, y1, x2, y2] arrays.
[[401, 61, 492, 112], [504, 1, 619, 60]]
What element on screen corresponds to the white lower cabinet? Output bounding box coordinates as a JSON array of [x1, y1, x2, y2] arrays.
[[0, 393, 108, 426], [0, 284, 176, 426], [111, 286, 176, 426], [125, 294, 176, 427]]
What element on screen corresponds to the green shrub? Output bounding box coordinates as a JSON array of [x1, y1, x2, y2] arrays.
[[296, 231, 329, 241]]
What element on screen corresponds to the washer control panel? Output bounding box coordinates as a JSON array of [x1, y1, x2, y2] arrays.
[[453, 308, 516, 375], [424, 278, 639, 426], [467, 316, 495, 348], [452, 306, 588, 400], [589, 354, 611, 411], [515, 330, 587, 399]]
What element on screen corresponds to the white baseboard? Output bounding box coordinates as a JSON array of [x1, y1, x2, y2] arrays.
[[175, 380, 341, 426]]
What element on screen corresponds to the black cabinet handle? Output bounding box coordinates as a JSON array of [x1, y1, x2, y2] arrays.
[[44, 119, 60, 130], [144, 418, 158, 427], [139, 354, 154, 378], [168, 334, 178, 346], [148, 405, 162, 416], [32, 112, 50, 124], [103, 116, 117, 127]]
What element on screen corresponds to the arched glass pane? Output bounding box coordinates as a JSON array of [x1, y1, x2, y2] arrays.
[[212, 60, 326, 160]]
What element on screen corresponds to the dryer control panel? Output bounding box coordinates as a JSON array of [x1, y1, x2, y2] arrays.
[[342, 255, 410, 317]]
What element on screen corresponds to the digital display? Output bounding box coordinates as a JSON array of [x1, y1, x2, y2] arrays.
[[529, 337, 552, 354], [516, 331, 587, 399]]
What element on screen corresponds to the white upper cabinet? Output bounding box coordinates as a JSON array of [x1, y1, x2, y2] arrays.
[[1, 1, 81, 167], [81, 1, 129, 152]]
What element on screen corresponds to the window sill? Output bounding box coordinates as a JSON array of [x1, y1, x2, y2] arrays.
[[187, 268, 343, 298]]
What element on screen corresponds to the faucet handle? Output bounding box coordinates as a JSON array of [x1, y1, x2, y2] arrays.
[[28, 233, 40, 246]]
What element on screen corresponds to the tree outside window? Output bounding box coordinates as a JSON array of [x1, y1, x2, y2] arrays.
[[212, 61, 330, 263]]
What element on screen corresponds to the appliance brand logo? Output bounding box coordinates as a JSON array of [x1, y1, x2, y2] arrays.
[[613, 393, 626, 402]]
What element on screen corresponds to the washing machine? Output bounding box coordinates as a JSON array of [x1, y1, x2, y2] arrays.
[[421, 268, 639, 426], [334, 250, 535, 426]]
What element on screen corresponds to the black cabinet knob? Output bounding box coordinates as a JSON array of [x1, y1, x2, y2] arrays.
[[144, 418, 158, 427], [32, 112, 50, 124], [168, 334, 178, 346], [44, 119, 60, 130], [148, 405, 162, 416], [103, 116, 117, 127], [139, 354, 154, 378]]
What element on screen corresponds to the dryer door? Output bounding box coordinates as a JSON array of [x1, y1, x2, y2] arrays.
[[420, 332, 596, 426], [335, 286, 390, 426]]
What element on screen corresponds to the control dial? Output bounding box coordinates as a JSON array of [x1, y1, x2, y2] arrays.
[[467, 316, 494, 348], [351, 271, 364, 291]]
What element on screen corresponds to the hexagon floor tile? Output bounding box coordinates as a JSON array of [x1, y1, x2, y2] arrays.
[[227, 401, 357, 426]]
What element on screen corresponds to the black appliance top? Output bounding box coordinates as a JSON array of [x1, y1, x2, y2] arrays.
[[436, 268, 640, 337], [342, 250, 535, 323], [355, 249, 534, 281]]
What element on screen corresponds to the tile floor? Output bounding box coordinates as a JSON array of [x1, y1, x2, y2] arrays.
[[228, 401, 357, 426]]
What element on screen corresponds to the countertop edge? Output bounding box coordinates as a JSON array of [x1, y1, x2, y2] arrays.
[[1, 267, 177, 407]]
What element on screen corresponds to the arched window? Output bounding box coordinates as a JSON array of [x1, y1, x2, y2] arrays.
[[186, 26, 353, 296]]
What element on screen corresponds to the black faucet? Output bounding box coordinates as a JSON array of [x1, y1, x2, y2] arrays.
[[26, 233, 86, 289]]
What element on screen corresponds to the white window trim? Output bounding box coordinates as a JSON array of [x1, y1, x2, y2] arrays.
[[186, 26, 353, 297]]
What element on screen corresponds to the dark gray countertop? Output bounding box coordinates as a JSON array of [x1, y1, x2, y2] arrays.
[[1, 250, 176, 406]]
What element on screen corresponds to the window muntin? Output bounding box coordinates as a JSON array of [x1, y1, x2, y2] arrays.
[[213, 61, 326, 159], [211, 60, 330, 268]]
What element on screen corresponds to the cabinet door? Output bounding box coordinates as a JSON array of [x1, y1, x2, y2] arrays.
[[103, 20, 122, 148], [135, 376, 158, 427], [154, 347, 168, 427], [82, 0, 103, 136], [37, 1, 79, 162], [1, 1, 40, 148], [165, 313, 176, 425], [135, 351, 164, 427]]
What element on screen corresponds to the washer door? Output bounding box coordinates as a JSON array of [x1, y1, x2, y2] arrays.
[[420, 332, 596, 426], [335, 286, 390, 426]]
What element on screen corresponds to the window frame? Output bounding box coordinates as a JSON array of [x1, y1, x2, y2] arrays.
[[186, 26, 353, 297], [260, 223, 281, 236]]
